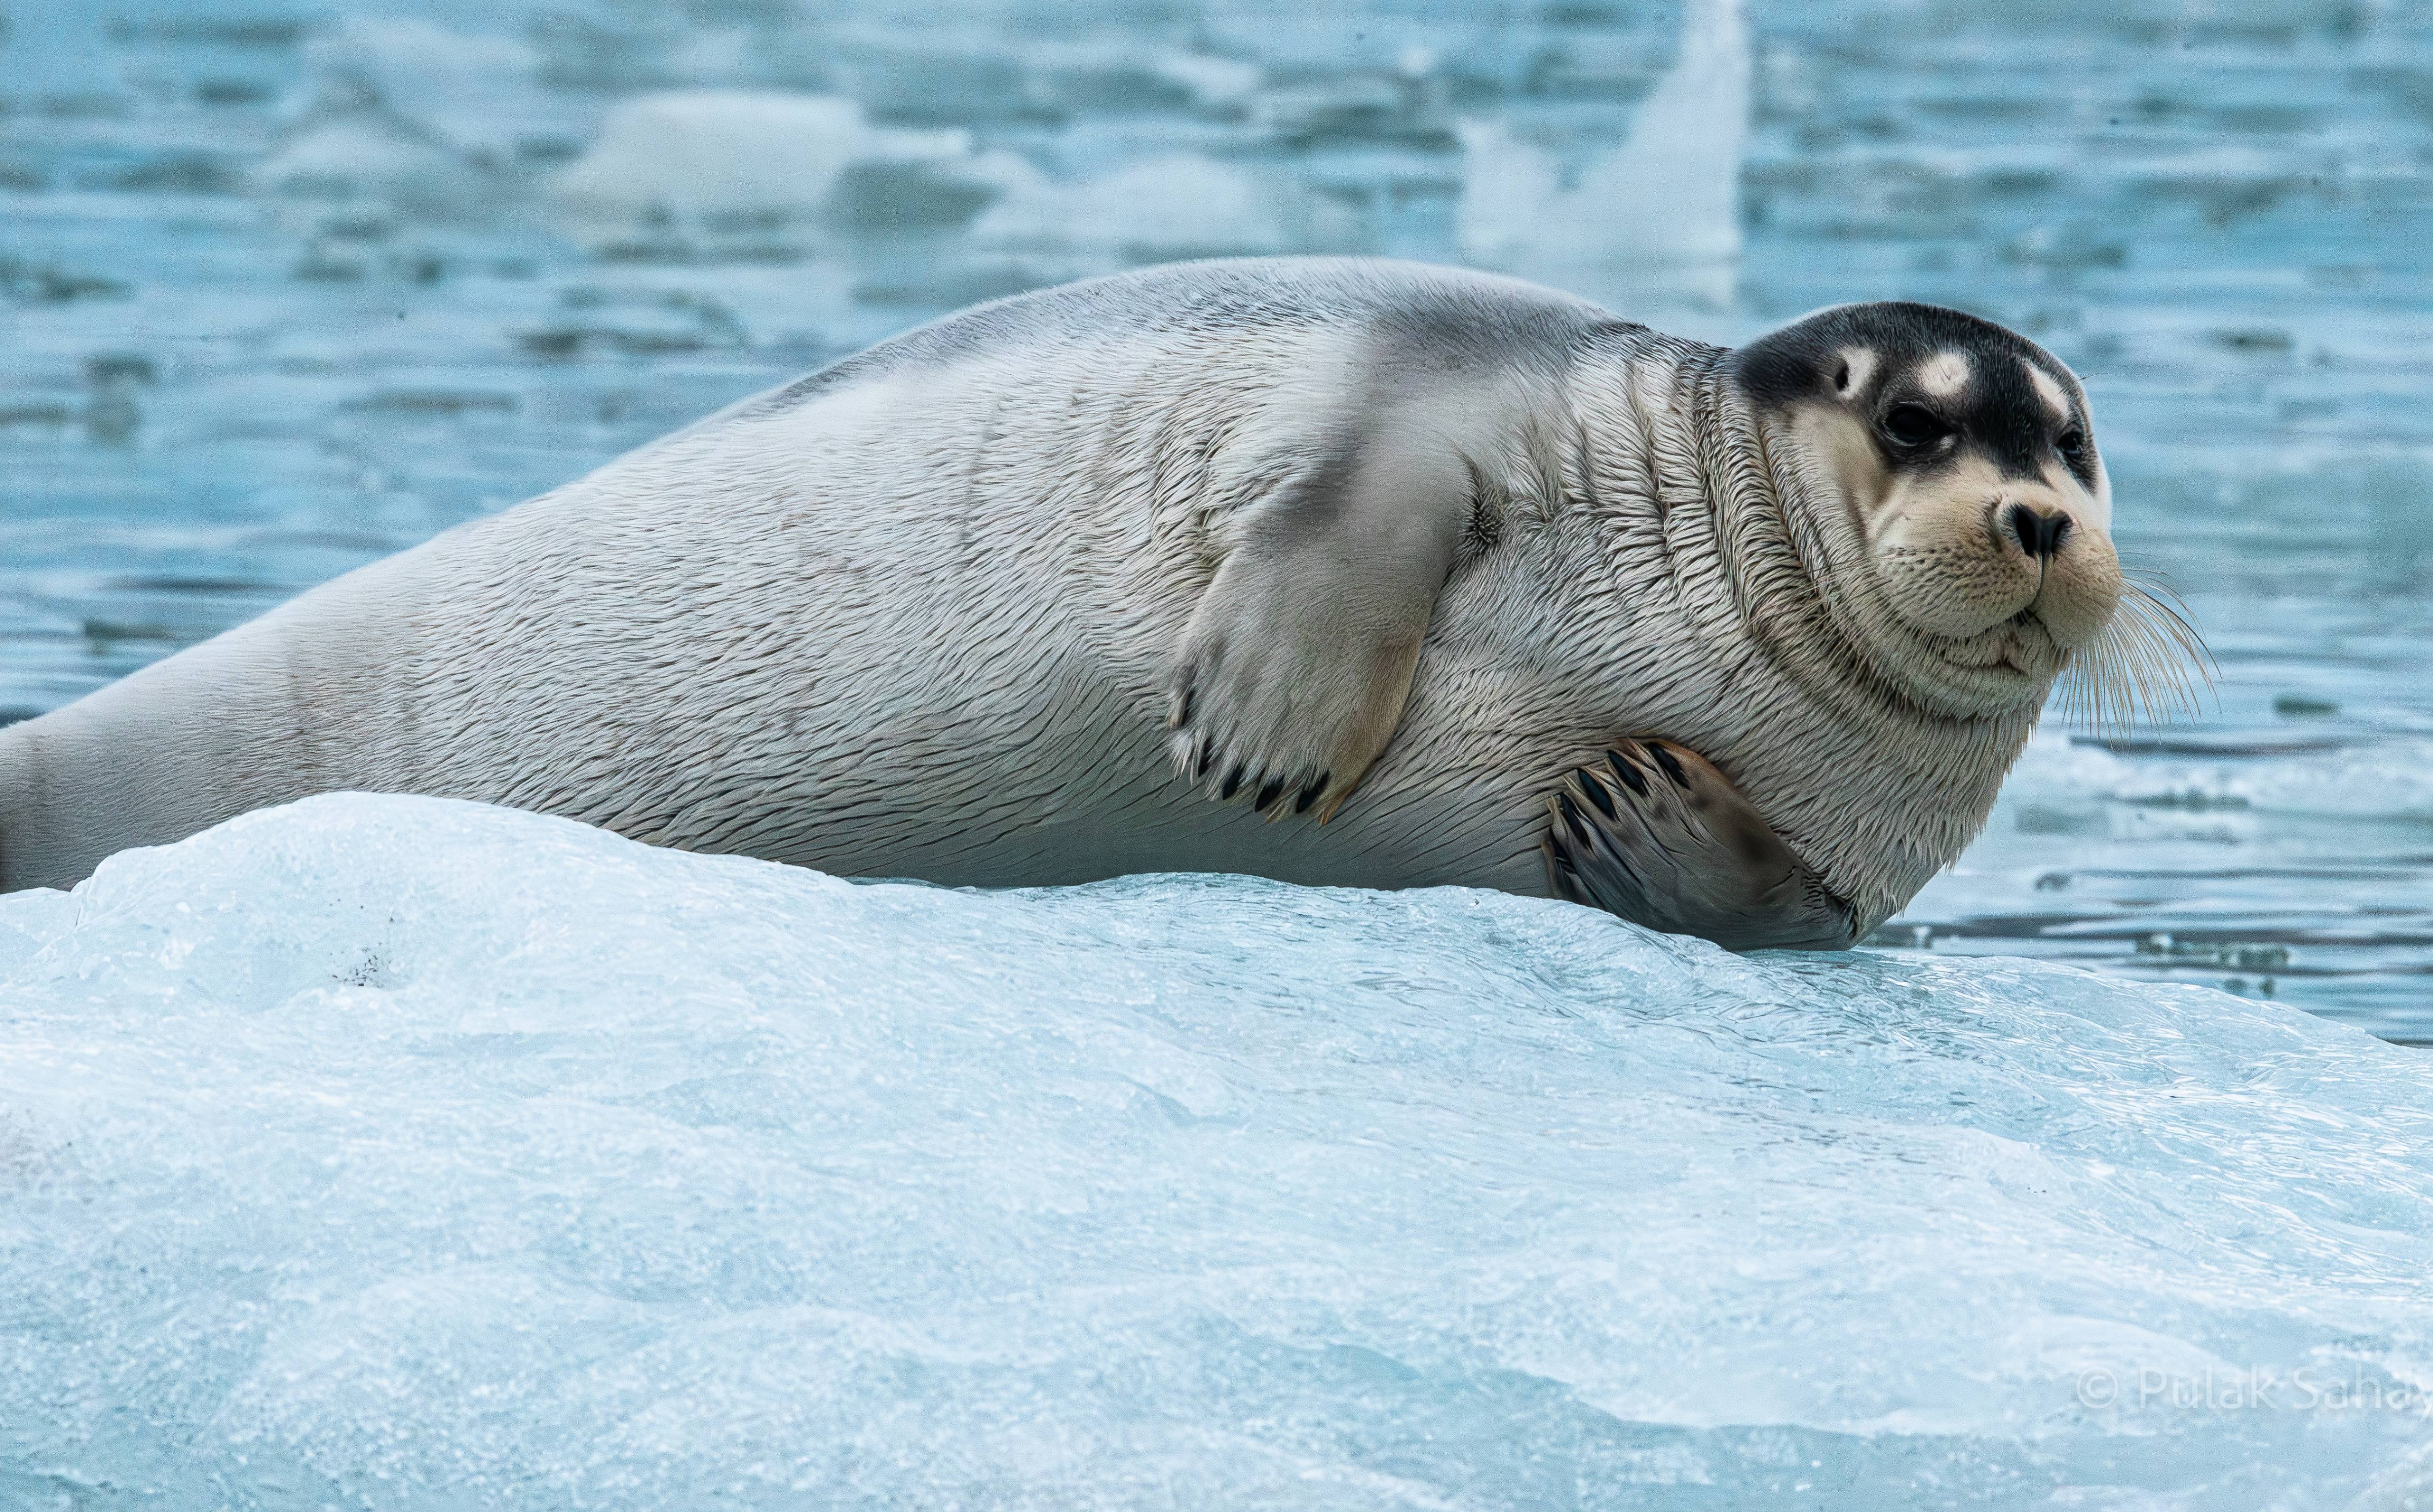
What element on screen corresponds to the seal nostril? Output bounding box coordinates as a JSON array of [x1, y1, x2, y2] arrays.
[[2005, 503, 2070, 561]]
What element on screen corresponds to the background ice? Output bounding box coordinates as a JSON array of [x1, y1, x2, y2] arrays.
[[1455, 0, 1747, 305], [3, 793, 2431, 1507], [546, 92, 980, 253]]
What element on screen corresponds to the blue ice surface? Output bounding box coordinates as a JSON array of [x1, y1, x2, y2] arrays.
[[3, 794, 2431, 1509]]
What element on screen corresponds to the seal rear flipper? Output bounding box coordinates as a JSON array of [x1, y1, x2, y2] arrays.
[[1164, 418, 1476, 824], [1543, 738, 1857, 952]]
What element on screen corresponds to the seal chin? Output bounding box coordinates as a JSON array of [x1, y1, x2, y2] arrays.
[[1965, 611, 2072, 674], [1829, 581, 2085, 718], [1901, 617, 2063, 713]]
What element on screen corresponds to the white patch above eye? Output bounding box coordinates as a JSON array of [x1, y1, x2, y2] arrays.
[[1834, 345, 1878, 397], [2025, 360, 2072, 419], [1917, 351, 1970, 397]]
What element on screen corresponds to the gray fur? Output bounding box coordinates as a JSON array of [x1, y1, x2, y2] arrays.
[[0, 257, 2116, 945], [748, 258, 1607, 419]]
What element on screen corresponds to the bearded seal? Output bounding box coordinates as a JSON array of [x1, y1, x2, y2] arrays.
[[0, 258, 2184, 947]]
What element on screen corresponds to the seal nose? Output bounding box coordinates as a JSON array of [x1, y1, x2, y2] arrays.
[[2003, 502, 2071, 562]]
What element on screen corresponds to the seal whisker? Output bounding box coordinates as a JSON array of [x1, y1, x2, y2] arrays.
[[2052, 573, 2213, 735]]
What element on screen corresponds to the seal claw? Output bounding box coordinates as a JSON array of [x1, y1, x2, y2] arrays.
[[1556, 790, 1591, 844], [1547, 739, 1856, 951], [1606, 749, 1648, 797]]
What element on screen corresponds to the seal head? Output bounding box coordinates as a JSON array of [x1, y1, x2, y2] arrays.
[[1733, 302, 2120, 719]]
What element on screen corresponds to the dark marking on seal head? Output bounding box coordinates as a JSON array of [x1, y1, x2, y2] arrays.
[[1730, 300, 2096, 491]]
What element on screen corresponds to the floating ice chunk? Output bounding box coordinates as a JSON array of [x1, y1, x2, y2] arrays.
[[3, 792, 2430, 1505], [546, 90, 978, 249], [300, 18, 544, 155], [1010, 41, 1267, 115], [255, 81, 501, 226], [252, 21, 548, 247], [1457, 0, 1748, 307], [1998, 727, 2433, 820], [1153, 50, 1265, 111], [971, 152, 1361, 262]]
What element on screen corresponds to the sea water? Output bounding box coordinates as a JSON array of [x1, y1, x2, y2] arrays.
[[2, 793, 2430, 1507], [1, 0, 2427, 1036]]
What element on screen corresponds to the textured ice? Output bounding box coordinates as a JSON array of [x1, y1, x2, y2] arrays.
[[5, 794, 2432, 1509]]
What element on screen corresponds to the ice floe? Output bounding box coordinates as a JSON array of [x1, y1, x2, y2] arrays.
[[971, 152, 1362, 264], [546, 90, 984, 253], [1457, 0, 1748, 309], [2, 793, 2429, 1505]]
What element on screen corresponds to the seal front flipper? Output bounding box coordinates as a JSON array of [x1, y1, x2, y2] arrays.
[[1166, 422, 1473, 822], [1543, 739, 1858, 951]]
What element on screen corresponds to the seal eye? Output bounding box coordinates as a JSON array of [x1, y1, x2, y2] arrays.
[[2056, 427, 2087, 461], [1881, 403, 1950, 451]]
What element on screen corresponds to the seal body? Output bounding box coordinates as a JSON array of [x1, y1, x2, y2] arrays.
[[0, 259, 2122, 941]]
